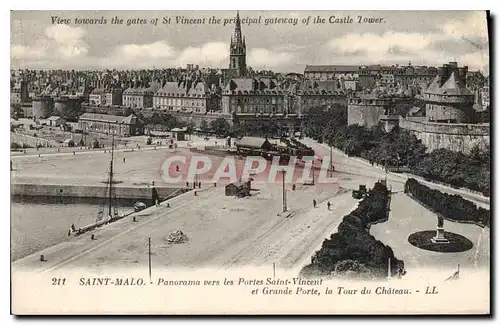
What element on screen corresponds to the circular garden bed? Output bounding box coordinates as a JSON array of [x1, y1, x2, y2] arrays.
[[408, 230, 473, 253]]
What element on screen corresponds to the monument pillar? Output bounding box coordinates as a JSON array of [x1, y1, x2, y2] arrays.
[[431, 216, 449, 244]]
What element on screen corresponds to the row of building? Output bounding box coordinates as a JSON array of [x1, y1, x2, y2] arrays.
[[303, 64, 440, 89]]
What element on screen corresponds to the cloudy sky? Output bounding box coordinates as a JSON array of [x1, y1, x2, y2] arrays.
[[10, 10, 490, 74]]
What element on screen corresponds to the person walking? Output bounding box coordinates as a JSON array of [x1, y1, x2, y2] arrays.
[[313, 199, 317, 208], [327, 201, 331, 211]]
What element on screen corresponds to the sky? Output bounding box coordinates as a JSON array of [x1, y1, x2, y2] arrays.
[[10, 10, 490, 74]]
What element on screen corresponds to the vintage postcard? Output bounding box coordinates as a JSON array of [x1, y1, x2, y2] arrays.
[[10, 10, 490, 315]]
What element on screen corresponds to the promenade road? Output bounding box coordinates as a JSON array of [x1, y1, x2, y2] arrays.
[[13, 178, 357, 272]]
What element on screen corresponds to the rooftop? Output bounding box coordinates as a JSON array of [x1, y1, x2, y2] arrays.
[[426, 73, 473, 96], [304, 65, 360, 73], [79, 113, 138, 124]]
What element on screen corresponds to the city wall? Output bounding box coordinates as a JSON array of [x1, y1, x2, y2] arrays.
[[348, 104, 387, 128], [399, 118, 490, 154], [11, 183, 189, 200]]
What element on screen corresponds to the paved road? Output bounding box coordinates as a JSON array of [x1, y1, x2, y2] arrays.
[[12, 137, 489, 273], [303, 138, 489, 208]]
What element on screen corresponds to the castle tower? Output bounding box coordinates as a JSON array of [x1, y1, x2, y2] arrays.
[[229, 11, 247, 77], [424, 62, 475, 123]]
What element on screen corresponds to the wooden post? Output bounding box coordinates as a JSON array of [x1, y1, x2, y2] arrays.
[[148, 237, 152, 282]]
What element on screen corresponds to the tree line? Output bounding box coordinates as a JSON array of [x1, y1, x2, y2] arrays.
[[303, 106, 490, 197]]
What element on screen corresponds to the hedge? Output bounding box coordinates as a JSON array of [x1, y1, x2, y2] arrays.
[[300, 181, 404, 279], [405, 178, 490, 227]]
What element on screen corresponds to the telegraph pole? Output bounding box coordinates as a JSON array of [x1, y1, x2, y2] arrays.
[[282, 170, 287, 212], [311, 159, 315, 186], [385, 149, 388, 183], [329, 145, 333, 177]]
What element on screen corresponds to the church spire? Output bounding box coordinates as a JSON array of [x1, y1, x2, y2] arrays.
[[231, 11, 243, 46], [229, 11, 247, 77]]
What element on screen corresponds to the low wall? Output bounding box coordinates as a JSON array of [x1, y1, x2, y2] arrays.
[[170, 111, 233, 127], [11, 183, 189, 200], [399, 119, 490, 154], [11, 132, 57, 148]]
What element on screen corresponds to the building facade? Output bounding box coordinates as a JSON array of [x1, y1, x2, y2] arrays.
[[105, 89, 123, 106], [78, 113, 144, 137], [304, 65, 359, 81], [89, 89, 105, 106], [347, 94, 392, 128], [222, 78, 287, 115], [154, 81, 218, 113], [122, 82, 160, 109], [292, 80, 345, 115], [11, 80, 30, 105]]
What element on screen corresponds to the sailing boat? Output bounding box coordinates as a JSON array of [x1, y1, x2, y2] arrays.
[[69, 132, 121, 237]]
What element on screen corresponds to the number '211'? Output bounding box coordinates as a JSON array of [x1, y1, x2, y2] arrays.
[[52, 278, 66, 285]]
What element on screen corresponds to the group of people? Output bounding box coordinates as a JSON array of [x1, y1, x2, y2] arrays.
[[312, 199, 332, 210], [186, 181, 202, 189]]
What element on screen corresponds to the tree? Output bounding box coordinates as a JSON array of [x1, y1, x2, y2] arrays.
[[210, 117, 231, 137], [467, 71, 487, 91], [123, 107, 134, 117], [200, 120, 209, 131], [302, 104, 347, 140], [186, 121, 196, 136]]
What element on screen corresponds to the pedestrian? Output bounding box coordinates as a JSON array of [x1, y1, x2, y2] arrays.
[[327, 201, 331, 210], [155, 199, 160, 207], [313, 199, 317, 208], [198, 181, 202, 188], [292, 184, 296, 191], [176, 165, 180, 172]]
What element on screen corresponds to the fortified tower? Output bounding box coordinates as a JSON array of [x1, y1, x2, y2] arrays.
[[229, 11, 247, 78], [424, 62, 475, 123]]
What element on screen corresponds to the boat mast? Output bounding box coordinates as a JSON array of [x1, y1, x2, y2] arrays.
[[108, 130, 114, 217]]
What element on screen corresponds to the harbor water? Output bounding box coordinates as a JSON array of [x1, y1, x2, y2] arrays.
[[10, 197, 141, 261]]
